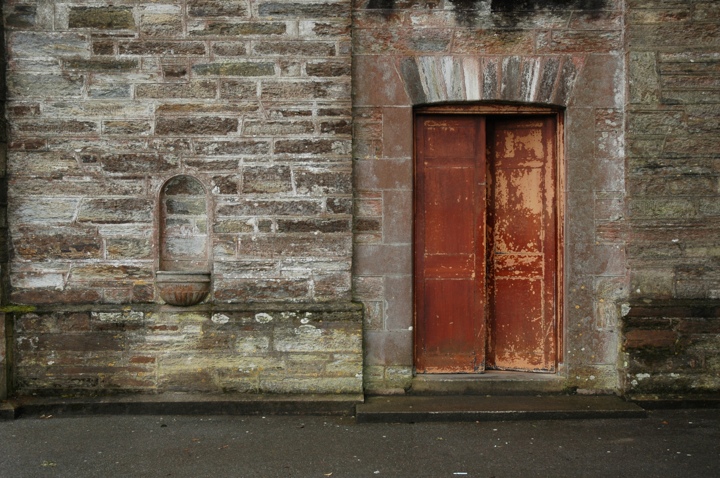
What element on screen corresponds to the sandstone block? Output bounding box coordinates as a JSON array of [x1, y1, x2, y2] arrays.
[[8, 73, 84, 98], [119, 41, 206, 56], [253, 41, 336, 56], [294, 168, 352, 195], [77, 198, 153, 224], [13, 226, 102, 260], [214, 279, 310, 301], [244, 120, 314, 136], [258, 2, 348, 18], [192, 62, 275, 77], [136, 82, 216, 99], [276, 218, 350, 233], [238, 235, 351, 259], [106, 238, 152, 260], [190, 22, 286, 36], [217, 199, 322, 216], [243, 166, 293, 194], [69, 7, 135, 30], [5, 5, 37, 29], [195, 140, 269, 156], [273, 324, 360, 354], [100, 153, 178, 173], [189, 0, 250, 17], [138, 6, 182, 37], [10, 32, 89, 57], [156, 117, 238, 136], [275, 138, 350, 156]]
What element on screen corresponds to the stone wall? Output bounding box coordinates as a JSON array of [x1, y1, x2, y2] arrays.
[[4, 0, 360, 395], [0, 11, 7, 399], [623, 1, 720, 395], [623, 301, 720, 396], [5, 0, 352, 305], [13, 303, 362, 396], [352, 0, 627, 392]]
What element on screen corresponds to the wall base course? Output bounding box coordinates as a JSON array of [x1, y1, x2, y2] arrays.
[[11, 302, 363, 397], [622, 300, 720, 396]]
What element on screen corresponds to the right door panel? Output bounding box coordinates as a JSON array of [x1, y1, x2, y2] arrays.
[[486, 116, 557, 372]]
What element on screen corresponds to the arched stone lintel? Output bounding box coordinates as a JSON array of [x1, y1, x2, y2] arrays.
[[399, 55, 585, 107]]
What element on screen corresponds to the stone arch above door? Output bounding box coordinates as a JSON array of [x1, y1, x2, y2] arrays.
[[393, 55, 585, 107]]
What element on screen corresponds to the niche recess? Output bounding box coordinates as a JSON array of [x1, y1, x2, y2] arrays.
[[156, 175, 211, 306]]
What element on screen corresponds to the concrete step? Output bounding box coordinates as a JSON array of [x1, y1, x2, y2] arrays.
[[2, 393, 363, 419], [410, 371, 569, 395], [355, 395, 647, 423]]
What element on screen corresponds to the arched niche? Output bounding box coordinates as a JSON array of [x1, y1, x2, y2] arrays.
[[156, 175, 211, 306]]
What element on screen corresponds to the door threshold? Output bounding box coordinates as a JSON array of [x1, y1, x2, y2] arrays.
[[410, 370, 569, 396]]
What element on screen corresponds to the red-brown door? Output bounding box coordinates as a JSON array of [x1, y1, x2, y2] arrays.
[[414, 113, 558, 373]]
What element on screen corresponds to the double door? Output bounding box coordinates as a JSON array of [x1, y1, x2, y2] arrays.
[[414, 112, 559, 373]]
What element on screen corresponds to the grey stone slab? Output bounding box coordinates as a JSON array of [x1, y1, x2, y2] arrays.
[[356, 395, 647, 423]]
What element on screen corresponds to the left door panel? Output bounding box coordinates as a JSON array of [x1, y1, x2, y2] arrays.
[[414, 115, 487, 373]]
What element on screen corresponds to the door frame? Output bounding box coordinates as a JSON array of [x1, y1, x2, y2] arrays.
[[413, 103, 566, 373]]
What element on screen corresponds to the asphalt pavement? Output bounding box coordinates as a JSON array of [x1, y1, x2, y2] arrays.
[[1, 409, 719, 477]]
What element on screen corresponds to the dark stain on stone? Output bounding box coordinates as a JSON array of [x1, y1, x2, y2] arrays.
[[367, 0, 395, 8], [445, 0, 609, 28], [489, 0, 607, 11]]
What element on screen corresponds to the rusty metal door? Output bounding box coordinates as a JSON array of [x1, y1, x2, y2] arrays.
[[414, 113, 557, 373]]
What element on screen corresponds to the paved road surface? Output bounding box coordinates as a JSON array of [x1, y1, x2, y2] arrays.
[[1, 409, 718, 477]]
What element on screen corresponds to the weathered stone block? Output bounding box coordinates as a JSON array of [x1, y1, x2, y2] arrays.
[[258, 2, 348, 18], [625, 329, 678, 349], [295, 168, 352, 195], [138, 5, 182, 36], [10, 32, 89, 57], [10, 197, 79, 224], [189, 0, 250, 17], [629, 198, 696, 219], [274, 324, 360, 354], [261, 80, 350, 100], [190, 22, 286, 36], [5, 5, 37, 29], [195, 140, 269, 156], [119, 41, 206, 56], [136, 82, 217, 99], [244, 120, 315, 136], [100, 153, 178, 173], [212, 42, 248, 56], [307, 60, 350, 77], [69, 7, 135, 30], [13, 226, 102, 260], [276, 218, 350, 233], [156, 117, 238, 136], [254, 41, 336, 56], [218, 199, 322, 216], [214, 279, 310, 301], [239, 235, 351, 259], [8, 73, 84, 98], [275, 138, 350, 156], [77, 198, 153, 224], [192, 62, 275, 77], [242, 166, 293, 194]]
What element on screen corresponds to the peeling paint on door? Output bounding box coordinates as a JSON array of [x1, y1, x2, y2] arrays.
[[415, 110, 559, 374]]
